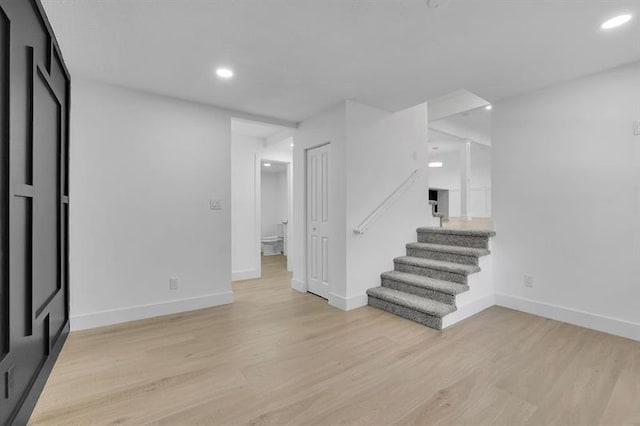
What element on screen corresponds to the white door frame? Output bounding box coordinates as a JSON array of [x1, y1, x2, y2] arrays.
[[286, 162, 293, 272], [253, 152, 262, 278]]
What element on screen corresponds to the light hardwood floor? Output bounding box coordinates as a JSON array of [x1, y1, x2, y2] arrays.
[[31, 255, 640, 425], [443, 217, 493, 230]]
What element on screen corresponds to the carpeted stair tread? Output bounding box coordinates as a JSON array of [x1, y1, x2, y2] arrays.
[[416, 227, 496, 237], [381, 271, 468, 295], [367, 226, 496, 330], [406, 242, 490, 257], [394, 256, 481, 275], [366, 287, 456, 317]]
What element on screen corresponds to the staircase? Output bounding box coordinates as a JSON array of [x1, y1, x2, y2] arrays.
[[366, 227, 495, 330]]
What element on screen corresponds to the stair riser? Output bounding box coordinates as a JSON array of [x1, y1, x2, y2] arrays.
[[381, 278, 456, 305], [417, 233, 489, 249], [368, 296, 443, 330], [406, 248, 479, 266], [394, 262, 467, 285]]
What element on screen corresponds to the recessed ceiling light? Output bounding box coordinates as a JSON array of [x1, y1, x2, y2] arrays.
[[290, 143, 294, 147], [215, 67, 234, 79], [428, 162, 443, 168], [264, 163, 271, 167], [601, 14, 632, 30], [485, 105, 493, 111]]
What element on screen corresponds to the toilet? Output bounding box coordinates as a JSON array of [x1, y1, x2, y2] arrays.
[[261, 235, 283, 256], [261, 223, 286, 256]]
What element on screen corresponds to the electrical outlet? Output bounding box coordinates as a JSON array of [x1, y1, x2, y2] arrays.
[[524, 275, 534, 288], [169, 277, 179, 290]]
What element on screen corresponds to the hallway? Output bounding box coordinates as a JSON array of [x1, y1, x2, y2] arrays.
[[30, 257, 639, 424]]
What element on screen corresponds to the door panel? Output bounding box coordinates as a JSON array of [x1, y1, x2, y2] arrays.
[[0, 0, 70, 424], [32, 67, 61, 316], [306, 144, 329, 298], [1, 4, 10, 364]]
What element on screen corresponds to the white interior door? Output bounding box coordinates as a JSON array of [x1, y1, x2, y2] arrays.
[[307, 144, 330, 299]]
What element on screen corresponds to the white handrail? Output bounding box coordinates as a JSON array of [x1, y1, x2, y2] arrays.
[[353, 169, 421, 235]]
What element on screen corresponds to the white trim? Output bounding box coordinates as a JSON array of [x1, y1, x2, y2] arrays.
[[328, 292, 368, 311], [70, 291, 234, 331], [495, 293, 640, 342], [292, 279, 307, 293], [254, 152, 262, 279], [286, 162, 293, 272], [232, 269, 260, 281], [442, 294, 495, 329]]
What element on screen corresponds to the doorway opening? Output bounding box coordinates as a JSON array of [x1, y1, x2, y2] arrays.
[[231, 118, 294, 281], [427, 91, 493, 230], [260, 159, 290, 260]]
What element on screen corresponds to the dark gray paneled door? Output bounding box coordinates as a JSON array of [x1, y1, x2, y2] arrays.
[[0, 0, 70, 424]]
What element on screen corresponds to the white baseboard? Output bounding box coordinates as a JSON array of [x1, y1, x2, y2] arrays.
[[495, 293, 640, 342], [442, 294, 495, 329], [328, 292, 368, 311], [291, 279, 307, 293], [232, 269, 260, 281], [70, 291, 235, 331]]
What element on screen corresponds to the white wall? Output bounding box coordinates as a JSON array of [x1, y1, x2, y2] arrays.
[[291, 100, 429, 310], [70, 78, 234, 330], [492, 61, 640, 341], [430, 118, 491, 147], [428, 150, 461, 191], [428, 89, 489, 122], [231, 133, 293, 280], [261, 171, 288, 236], [292, 103, 347, 297], [429, 143, 491, 217], [345, 101, 429, 306], [276, 171, 289, 228], [231, 134, 262, 280]]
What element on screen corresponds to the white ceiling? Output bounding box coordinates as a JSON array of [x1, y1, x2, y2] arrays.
[[43, 0, 640, 123], [428, 140, 491, 170], [261, 160, 288, 174], [430, 105, 491, 146], [428, 139, 461, 154], [449, 108, 491, 139]]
